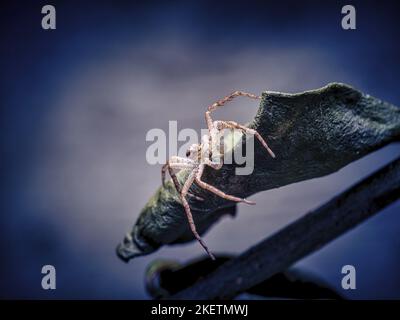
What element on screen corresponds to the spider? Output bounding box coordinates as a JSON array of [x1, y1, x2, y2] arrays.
[[162, 91, 275, 260]]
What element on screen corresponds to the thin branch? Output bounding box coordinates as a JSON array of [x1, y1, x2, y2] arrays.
[[172, 157, 400, 299]]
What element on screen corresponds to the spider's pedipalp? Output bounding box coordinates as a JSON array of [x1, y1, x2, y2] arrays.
[[204, 158, 223, 170]]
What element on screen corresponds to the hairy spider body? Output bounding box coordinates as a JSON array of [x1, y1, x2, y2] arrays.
[[162, 91, 275, 259]]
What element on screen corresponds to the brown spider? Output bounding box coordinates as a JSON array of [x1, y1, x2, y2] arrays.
[[162, 91, 275, 260]]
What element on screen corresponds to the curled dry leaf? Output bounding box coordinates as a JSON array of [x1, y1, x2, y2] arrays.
[[117, 83, 400, 262]]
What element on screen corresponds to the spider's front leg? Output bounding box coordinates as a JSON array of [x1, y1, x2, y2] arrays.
[[203, 91, 275, 158], [215, 121, 275, 158], [162, 157, 204, 201], [205, 91, 261, 132], [204, 90, 275, 158]]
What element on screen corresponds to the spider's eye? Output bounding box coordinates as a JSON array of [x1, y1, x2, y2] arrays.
[[186, 150, 191, 157]]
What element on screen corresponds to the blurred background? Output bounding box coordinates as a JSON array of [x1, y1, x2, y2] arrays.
[[1, 0, 400, 299]]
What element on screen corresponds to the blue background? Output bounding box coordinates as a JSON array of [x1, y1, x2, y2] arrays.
[[1, 0, 400, 299]]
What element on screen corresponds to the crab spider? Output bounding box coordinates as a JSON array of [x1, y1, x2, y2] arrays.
[[162, 91, 275, 260]]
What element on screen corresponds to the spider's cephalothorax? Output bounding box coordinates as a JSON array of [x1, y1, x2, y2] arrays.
[[162, 91, 275, 260]]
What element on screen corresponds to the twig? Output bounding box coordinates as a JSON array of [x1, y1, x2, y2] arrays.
[[172, 157, 400, 299]]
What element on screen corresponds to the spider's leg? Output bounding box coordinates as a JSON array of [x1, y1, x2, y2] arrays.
[[161, 162, 169, 187], [181, 167, 215, 260], [217, 120, 275, 158], [204, 91, 262, 162], [195, 163, 255, 205], [205, 91, 261, 131], [162, 157, 193, 186], [166, 157, 204, 201], [205, 158, 223, 170], [168, 164, 204, 201]]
